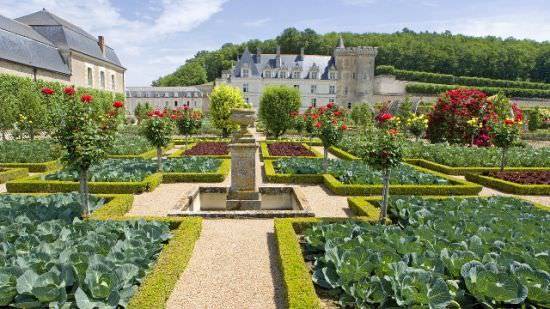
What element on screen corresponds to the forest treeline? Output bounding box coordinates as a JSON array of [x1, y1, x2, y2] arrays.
[[152, 28, 550, 86]]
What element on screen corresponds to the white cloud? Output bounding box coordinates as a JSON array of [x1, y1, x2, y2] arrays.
[[243, 18, 271, 27], [339, 0, 378, 5], [0, 0, 228, 85]]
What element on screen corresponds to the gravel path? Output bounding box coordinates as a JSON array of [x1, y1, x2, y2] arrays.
[[0, 184, 5, 193], [311, 146, 338, 159], [166, 219, 284, 309]]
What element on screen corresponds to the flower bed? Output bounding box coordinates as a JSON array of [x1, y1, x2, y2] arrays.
[[260, 142, 322, 160], [274, 196, 549, 308], [264, 159, 482, 195], [465, 171, 550, 195], [0, 167, 28, 183], [6, 158, 229, 194], [0, 140, 62, 172], [183, 142, 229, 156]]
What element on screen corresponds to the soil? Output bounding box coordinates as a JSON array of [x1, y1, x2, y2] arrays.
[[487, 171, 550, 185], [267, 142, 316, 157], [183, 141, 229, 156]]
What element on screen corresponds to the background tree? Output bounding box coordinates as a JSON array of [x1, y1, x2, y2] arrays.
[[152, 60, 207, 86], [142, 110, 175, 171], [18, 83, 48, 140], [51, 89, 123, 217], [209, 84, 246, 137], [134, 102, 153, 124], [259, 85, 301, 138], [0, 92, 17, 140]]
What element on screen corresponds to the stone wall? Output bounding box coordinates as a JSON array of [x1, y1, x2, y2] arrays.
[[0, 59, 70, 83], [70, 52, 125, 93]]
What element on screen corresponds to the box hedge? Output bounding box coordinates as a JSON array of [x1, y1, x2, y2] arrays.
[[162, 159, 230, 183], [260, 141, 323, 161], [406, 82, 550, 99], [376, 65, 550, 91], [108, 143, 175, 159], [465, 172, 550, 195], [327, 146, 359, 160], [0, 167, 28, 183], [266, 137, 323, 146], [405, 158, 549, 175], [0, 160, 61, 172], [264, 160, 482, 196]]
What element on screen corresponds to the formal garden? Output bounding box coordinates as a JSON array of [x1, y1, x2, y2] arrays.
[[0, 74, 548, 308]]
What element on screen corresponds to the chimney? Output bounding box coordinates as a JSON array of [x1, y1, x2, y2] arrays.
[[98, 36, 105, 56], [256, 48, 261, 63], [300, 47, 305, 61]]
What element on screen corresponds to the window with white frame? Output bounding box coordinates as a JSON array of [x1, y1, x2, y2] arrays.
[[245, 97, 249, 103], [329, 85, 336, 94], [344, 86, 349, 95], [87, 67, 93, 87], [292, 71, 300, 79], [111, 74, 115, 90], [264, 70, 271, 78], [329, 97, 335, 103], [243, 83, 248, 93], [311, 98, 317, 107], [242, 69, 249, 78], [310, 71, 318, 79], [280, 71, 287, 78], [329, 71, 336, 80], [271, 71, 276, 78], [100, 71, 105, 89], [352, 72, 356, 79], [310, 85, 317, 94]]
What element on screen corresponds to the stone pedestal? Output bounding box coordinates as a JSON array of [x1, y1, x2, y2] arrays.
[[226, 142, 261, 210]]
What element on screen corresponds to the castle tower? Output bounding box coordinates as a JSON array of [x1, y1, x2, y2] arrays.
[[333, 36, 378, 106]]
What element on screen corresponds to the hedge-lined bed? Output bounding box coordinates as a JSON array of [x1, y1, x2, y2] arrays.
[[173, 137, 231, 145], [0, 192, 202, 308], [406, 158, 550, 176], [265, 158, 482, 196], [169, 141, 231, 159], [265, 137, 323, 146], [6, 158, 230, 194], [0, 167, 28, 183], [465, 171, 550, 195], [276, 196, 549, 308], [260, 141, 322, 161], [0, 140, 62, 172], [108, 142, 175, 160], [406, 82, 550, 98]]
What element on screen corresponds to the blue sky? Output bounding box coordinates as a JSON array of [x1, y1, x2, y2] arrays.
[[1, 0, 549, 86]]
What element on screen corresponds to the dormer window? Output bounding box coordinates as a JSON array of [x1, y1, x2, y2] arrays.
[[264, 70, 271, 78], [329, 71, 337, 80], [310, 72, 318, 79], [242, 69, 249, 78], [292, 71, 300, 79], [280, 71, 287, 78]]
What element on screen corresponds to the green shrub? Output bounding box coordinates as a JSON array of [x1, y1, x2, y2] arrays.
[[0, 140, 62, 163], [406, 82, 550, 98], [209, 84, 247, 137], [0, 168, 28, 183], [259, 85, 301, 138]]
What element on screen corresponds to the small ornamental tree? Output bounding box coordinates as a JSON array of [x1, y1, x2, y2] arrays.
[[313, 103, 348, 172], [209, 84, 246, 137], [50, 87, 124, 217], [490, 118, 522, 171], [259, 85, 301, 138], [304, 106, 317, 142], [174, 106, 203, 146], [18, 85, 48, 140], [405, 113, 428, 141], [362, 112, 404, 222], [134, 102, 153, 124], [0, 92, 17, 140], [142, 110, 175, 171], [290, 111, 305, 134]]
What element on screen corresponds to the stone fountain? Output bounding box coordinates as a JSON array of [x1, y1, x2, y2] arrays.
[[169, 109, 313, 218]]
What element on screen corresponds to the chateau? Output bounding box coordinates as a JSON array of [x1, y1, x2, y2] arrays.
[[215, 37, 378, 110], [0, 9, 125, 92]]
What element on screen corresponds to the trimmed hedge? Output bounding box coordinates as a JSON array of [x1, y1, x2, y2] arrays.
[[521, 131, 550, 141], [260, 141, 323, 161], [376, 65, 550, 91], [405, 158, 550, 176], [327, 146, 359, 160], [465, 172, 550, 195], [347, 196, 381, 219], [0, 167, 28, 183], [108, 143, 175, 159], [406, 82, 550, 99], [6, 172, 163, 194], [265, 160, 482, 196], [162, 159, 230, 183], [173, 137, 231, 145], [0, 160, 61, 172]]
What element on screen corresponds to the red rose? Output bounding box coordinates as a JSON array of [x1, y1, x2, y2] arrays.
[[170, 114, 178, 120], [376, 113, 393, 123], [327, 102, 334, 109], [341, 124, 347, 130], [504, 119, 514, 125], [147, 111, 154, 117], [113, 101, 124, 108], [334, 111, 341, 117], [315, 122, 322, 128], [312, 114, 319, 120], [80, 94, 93, 103], [63, 87, 75, 96], [41, 87, 55, 95]]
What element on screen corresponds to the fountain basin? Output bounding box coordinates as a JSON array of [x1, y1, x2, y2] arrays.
[[168, 186, 314, 218]]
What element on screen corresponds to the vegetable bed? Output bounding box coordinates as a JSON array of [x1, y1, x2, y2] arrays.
[[302, 196, 549, 308], [7, 158, 227, 194], [267, 142, 316, 157], [0, 140, 62, 172], [0, 193, 172, 308], [465, 171, 550, 195], [0, 167, 28, 183], [108, 134, 154, 156], [266, 158, 481, 195], [487, 170, 550, 185], [183, 142, 229, 156]]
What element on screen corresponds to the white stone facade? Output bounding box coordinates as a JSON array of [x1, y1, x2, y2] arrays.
[[125, 86, 207, 114]]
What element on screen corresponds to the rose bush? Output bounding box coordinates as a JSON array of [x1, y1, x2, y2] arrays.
[[312, 103, 348, 172], [141, 109, 175, 171]]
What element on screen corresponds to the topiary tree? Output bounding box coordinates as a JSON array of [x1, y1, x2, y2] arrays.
[[490, 118, 522, 171], [141, 109, 175, 171], [174, 106, 203, 146], [0, 92, 17, 140], [50, 87, 124, 217], [361, 112, 404, 222], [209, 84, 246, 137], [350, 103, 374, 130], [313, 103, 348, 172], [258, 85, 301, 138]]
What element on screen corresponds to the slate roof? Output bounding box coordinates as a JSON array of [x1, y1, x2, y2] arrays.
[[0, 14, 70, 74], [233, 48, 335, 79], [15, 9, 123, 69]]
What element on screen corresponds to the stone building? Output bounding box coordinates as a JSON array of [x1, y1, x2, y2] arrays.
[[125, 86, 209, 113], [0, 9, 125, 92], [215, 37, 377, 110]]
